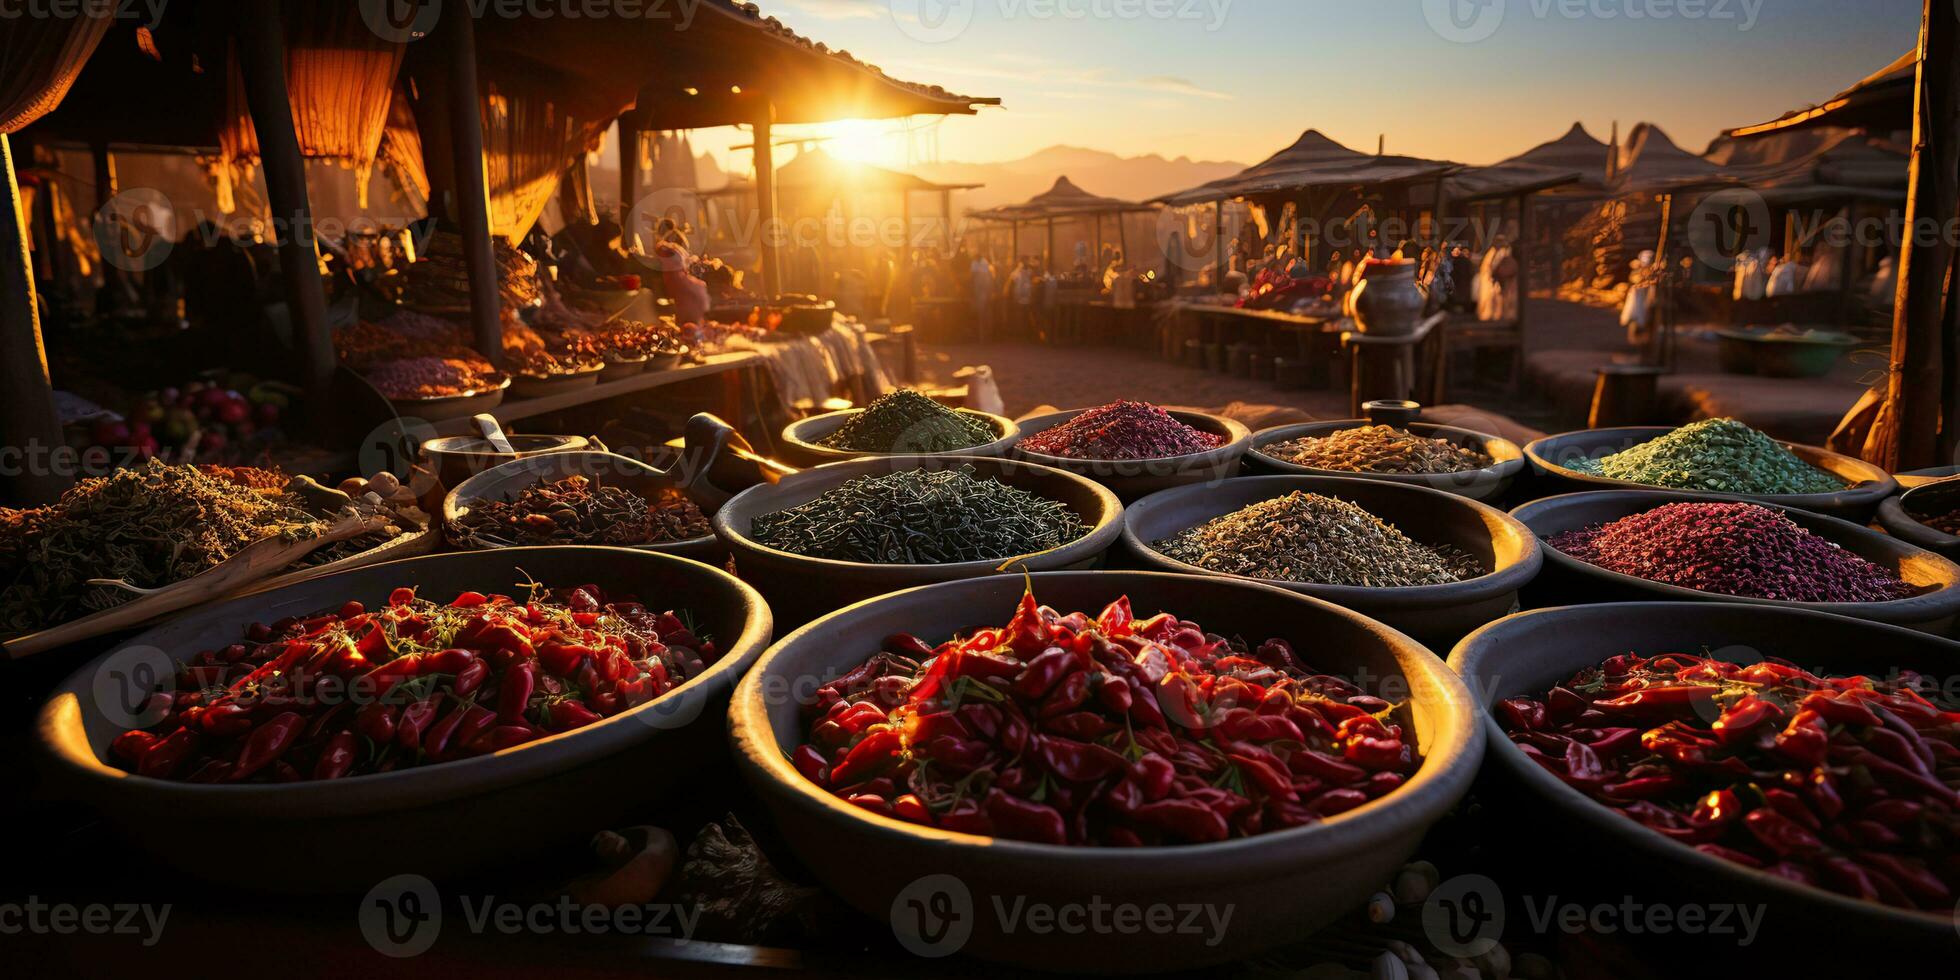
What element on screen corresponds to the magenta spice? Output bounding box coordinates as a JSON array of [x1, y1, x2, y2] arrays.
[[1021, 401, 1224, 460], [1548, 501, 1913, 603]]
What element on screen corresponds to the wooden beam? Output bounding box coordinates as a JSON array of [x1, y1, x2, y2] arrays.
[[752, 104, 779, 297], [617, 116, 641, 226], [440, 8, 503, 368], [236, 0, 335, 434], [0, 134, 69, 504], [1867, 0, 1959, 470], [1214, 199, 1226, 287]]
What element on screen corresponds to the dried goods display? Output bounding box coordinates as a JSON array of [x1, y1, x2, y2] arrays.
[[1154, 492, 1482, 587], [1022, 401, 1223, 460], [1264, 425, 1494, 475], [1570, 419, 1844, 495], [818, 390, 995, 453], [450, 475, 709, 547], [109, 584, 718, 782], [749, 466, 1085, 564], [794, 589, 1418, 845], [1498, 651, 1958, 911]]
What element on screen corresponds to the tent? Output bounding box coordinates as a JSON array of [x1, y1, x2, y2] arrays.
[[1442, 123, 1605, 202], [1155, 129, 1459, 207], [1726, 51, 1915, 139], [968, 176, 1156, 273]]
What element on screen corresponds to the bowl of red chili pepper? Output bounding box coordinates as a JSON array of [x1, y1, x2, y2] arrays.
[[36, 546, 770, 891], [1121, 475, 1543, 645], [1513, 490, 1960, 633], [728, 571, 1482, 972], [1523, 425, 1897, 522], [1449, 602, 1960, 952], [1010, 402, 1253, 502]]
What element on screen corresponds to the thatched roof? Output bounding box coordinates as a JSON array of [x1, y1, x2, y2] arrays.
[[1154, 129, 1459, 206], [970, 176, 1153, 220], [1443, 122, 1603, 202]]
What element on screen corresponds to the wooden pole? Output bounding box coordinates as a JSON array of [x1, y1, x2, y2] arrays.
[[938, 188, 952, 256], [0, 134, 69, 504], [236, 0, 336, 432], [439, 9, 503, 367], [1214, 199, 1226, 287], [752, 105, 780, 297], [1045, 216, 1055, 274], [1867, 0, 1960, 469], [617, 115, 641, 228], [1516, 192, 1534, 335]]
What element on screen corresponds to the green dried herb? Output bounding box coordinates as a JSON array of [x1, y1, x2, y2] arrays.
[[818, 390, 995, 454], [750, 465, 1085, 564], [1154, 491, 1482, 587], [1571, 418, 1843, 495]]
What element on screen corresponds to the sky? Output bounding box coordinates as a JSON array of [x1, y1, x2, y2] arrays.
[[705, 0, 1922, 171]]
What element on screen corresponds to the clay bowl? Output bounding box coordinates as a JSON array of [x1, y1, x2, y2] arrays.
[[1895, 464, 1960, 491], [713, 455, 1123, 627], [1512, 490, 1960, 633], [779, 407, 1019, 467], [419, 432, 590, 491], [36, 547, 771, 892], [1878, 476, 1960, 559], [1522, 426, 1896, 521], [1011, 408, 1252, 502], [444, 451, 724, 565], [1245, 420, 1525, 503], [1121, 475, 1542, 645], [1450, 603, 1960, 954], [730, 571, 1484, 972]]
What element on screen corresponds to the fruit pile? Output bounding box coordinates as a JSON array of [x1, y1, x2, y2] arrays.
[[79, 375, 292, 466]]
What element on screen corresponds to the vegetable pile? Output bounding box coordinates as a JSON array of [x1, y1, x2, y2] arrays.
[[1263, 425, 1493, 475], [0, 461, 322, 638], [111, 584, 717, 782], [1021, 401, 1224, 461], [750, 466, 1086, 565], [793, 590, 1418, 845], [1498, 651, 1958, 911], [449, 475, 709, 547], [1569, 418, 1843, 495], [818, 390, 995, 454], [1549, 501, 1913, 603]]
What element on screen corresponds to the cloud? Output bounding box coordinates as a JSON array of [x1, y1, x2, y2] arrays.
[[1135, 76, 1231, 101]]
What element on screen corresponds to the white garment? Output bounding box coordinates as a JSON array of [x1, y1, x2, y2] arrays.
[[1733, 248, 1768, 301], [1475, 246, 1514, 322], [1766, 260, 1805, 297], [1010, 267, 1033, 304], [1869, 257, 1896, 300], [1802, 249, 1842, 293]]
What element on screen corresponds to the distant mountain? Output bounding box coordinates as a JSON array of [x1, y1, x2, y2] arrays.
[[911, 146, 1246, 213]]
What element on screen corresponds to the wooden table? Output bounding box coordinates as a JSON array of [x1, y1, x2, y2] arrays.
[[1164, 302, 1342, 382], [433, 351, 759, 435]]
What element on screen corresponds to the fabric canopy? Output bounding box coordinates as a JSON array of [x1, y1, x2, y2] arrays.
[[972, 176, 1151, 221], [1607, 123, 1720, 194], [1674, 127, 1907, 204], [1156, 130, 1458, 206], [218, 1, 406, 210], [1443, 123, 1604, 202], [0, 9, 113, 134], [1727, 51, 1916, 139]]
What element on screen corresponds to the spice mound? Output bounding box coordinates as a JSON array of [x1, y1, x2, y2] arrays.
[[1570, 418, 1844, 495], [1021, 401, 1225, 460], [451, 475, 709, 547], [1264, 425, 1494, 475], [1154, 492, 1482, 588], [750, 465, 1087, 565], [0, 461, 323, 638], [1497, 651, 1959, 911], [818, 390, 996, 454], [1548, 501, 1912, 603], [1912, 503, 1960, 537], [794, 590, 1418, 845], [109, 584, 718, 782]]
